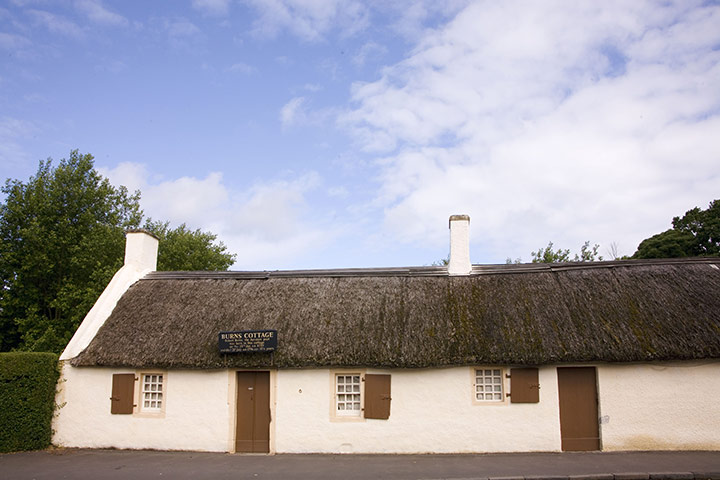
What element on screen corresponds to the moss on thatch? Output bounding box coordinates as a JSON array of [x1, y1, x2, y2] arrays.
[[71, 258, 720, 369]]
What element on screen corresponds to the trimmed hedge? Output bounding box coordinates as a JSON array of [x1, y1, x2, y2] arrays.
[[0, 352, 59, 453]]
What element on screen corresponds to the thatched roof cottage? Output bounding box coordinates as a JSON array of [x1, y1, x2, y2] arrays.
[[54, 216, 720, 454]]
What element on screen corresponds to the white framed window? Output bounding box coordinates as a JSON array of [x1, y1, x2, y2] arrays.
[[474, 368, 504, 402], [335, 373, 362, 417], [140, 373, 164, 411]]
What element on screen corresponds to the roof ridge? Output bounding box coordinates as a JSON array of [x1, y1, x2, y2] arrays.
[[142, 257, 719, 280]]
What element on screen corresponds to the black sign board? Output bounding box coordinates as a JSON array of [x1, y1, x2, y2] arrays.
[[218, 330, 278, 353]]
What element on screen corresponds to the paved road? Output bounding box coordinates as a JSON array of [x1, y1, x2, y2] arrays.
[[1, 449, 719, 480]]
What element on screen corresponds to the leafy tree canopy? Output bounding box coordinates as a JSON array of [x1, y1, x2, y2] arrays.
[[633, 200, 720, 259], [531, 241, 603, 263], [0, 151, 236, 353], [144, 220, 235, 271]]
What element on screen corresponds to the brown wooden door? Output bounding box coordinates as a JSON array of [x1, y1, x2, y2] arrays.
[[557, 367, 600, 451], [235, 371, 270, 453]]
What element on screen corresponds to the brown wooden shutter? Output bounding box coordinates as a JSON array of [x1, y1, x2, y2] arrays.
[[510, 367, 540, 403], [364, 374, 391, 419], [111, 373, 136, 414]]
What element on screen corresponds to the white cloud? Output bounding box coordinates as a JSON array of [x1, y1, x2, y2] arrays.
[[192, 0, 231, 17], [280, 97, 306, 127], [159, 17, 203, 50], [340, 1, 720, 261], [27, 9, 84, 38], [74, 0, 128, 27], [230, 173, 320, 241], [165, 18, 201, 37], [0, 32, 31, 51], [227, 61, 257, 74], [280, 95, 337, 128], [98, 163, 229, 225], [383, 1, 469, 42], [9, 0, 48, 6], [98, 163, 336, 269], [246, 0, 369, 42], [0, 117, 37, 176], [352, 41, 387, 67]]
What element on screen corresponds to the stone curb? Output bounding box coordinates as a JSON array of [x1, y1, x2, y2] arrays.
[[649, 474, 694, 480], [464, 474, 720, 480], [569, 475, 615, 480], [692, 474, 720, 480]]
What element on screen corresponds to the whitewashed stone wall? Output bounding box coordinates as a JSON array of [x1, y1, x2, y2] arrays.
[[54, 361, 720, 453]]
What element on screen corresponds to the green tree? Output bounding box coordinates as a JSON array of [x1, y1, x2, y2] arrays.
[[575, 241, 603, 262], [0, 151, 238, 353], [670, 199, 720, 256], [531, 241, 570, 263], [0, 151, 142, 352], [144, 220, 236, 271], [633, 200, 720, 258], [431, 256, 449, 267], [531, 241, 603, 263], [633, 229, 697, 259]]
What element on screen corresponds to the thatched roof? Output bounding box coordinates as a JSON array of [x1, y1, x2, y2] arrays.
[[71, 258, 720, 369]]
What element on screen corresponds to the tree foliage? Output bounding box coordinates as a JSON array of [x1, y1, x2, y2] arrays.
[[0, 152, 141, 352], [634, 200, 720, 259], [0, 151, 236, 353], [144, 220, 236, 271], [531, 241, 603, 263]]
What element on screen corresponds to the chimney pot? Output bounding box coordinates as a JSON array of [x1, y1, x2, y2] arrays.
[[448, 215, 471, 275]]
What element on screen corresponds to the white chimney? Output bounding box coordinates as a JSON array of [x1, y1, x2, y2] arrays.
[[124, 229, 159, 271], [60, 229, 159, 361], [448, 214, 471, 275]]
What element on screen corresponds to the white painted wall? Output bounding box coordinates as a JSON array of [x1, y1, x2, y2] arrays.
[[53, 363, 232, 452], [597, 361, 720, 451], [274, 366, 562, 453], [54, 361, 720, 453], [61, 231, 158, 361]]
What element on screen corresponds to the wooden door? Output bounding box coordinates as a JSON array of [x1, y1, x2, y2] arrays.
[[235, 371, 270, 453], [557, 367, 600, 451]]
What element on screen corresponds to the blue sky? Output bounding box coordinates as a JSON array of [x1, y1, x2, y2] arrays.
[[1, 1, 719, 270]]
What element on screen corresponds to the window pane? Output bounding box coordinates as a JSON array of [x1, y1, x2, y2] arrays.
[[336, 373, 362, 416], [475, 368, 503, 402], [141, 373, 163, 411]]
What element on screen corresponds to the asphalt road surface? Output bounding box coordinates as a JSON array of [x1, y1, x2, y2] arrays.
[[1, 449, 719, 480]]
